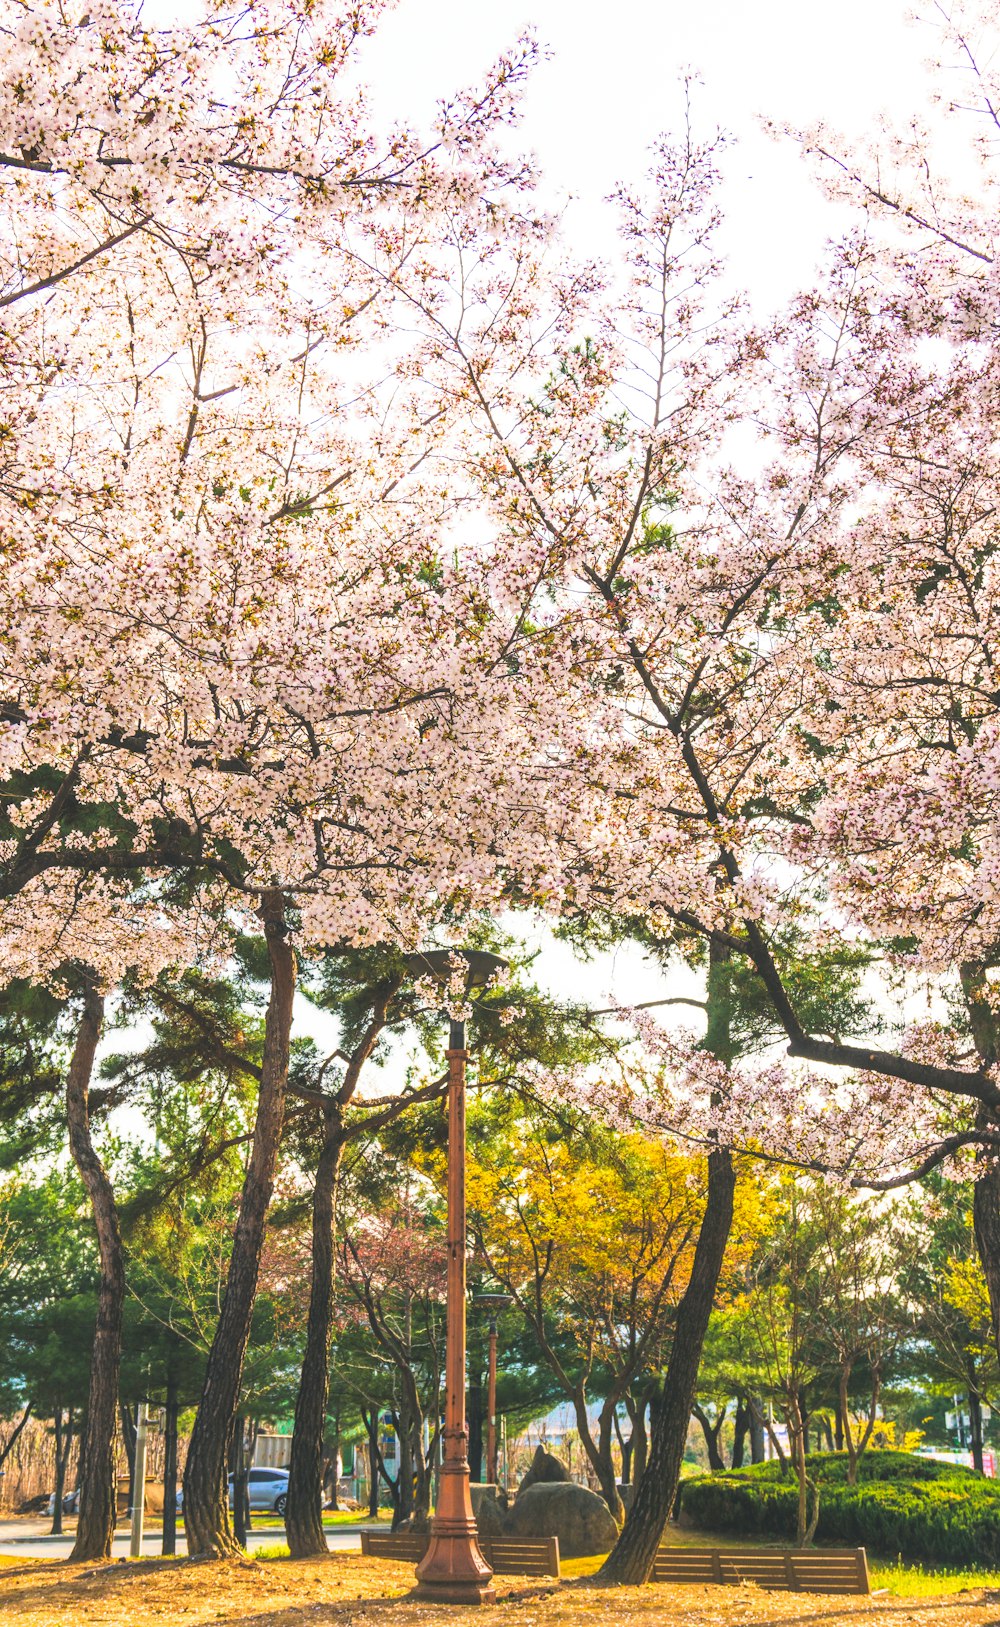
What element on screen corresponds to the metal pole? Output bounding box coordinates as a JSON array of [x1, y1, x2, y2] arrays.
[[414, 1018, 494, 1605], [130, 1402, 147, 1558], [486, 1318, 498, 1487]]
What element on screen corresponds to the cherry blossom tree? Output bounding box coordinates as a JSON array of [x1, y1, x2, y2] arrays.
[[0, 0, 569, 1559], [378, 42, 1000, 1570]]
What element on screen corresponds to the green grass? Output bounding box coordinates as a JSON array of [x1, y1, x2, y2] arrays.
[[561, 1540, 1000, 1597], [322, 1509, 390, 1527], [868, 1558, 1000, 1596]]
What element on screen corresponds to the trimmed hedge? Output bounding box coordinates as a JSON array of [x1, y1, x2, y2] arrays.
[[678, 1452, 1000, 1568]]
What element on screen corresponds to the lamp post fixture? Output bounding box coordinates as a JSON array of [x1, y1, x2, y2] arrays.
[[474, 1294, 511, 1490], [404, 948, 509, 1607]]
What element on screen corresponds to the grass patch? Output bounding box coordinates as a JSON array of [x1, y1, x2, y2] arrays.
[[870, 1558, 1000, 1596], [560, 1555, 605, 1579], [322, 1510, 390, 1526]]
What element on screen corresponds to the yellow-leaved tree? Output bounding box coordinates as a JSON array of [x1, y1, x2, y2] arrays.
[[462, 1102, 759, 1521]]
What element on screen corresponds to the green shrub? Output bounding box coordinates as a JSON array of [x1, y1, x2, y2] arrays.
[[678, 1452, 1000, 1568]]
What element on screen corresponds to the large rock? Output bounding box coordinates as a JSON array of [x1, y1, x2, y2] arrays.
[[517, 1444, 572, 1495], [505, 1481, 619, 1558], [474, 1491, 508, 1537]]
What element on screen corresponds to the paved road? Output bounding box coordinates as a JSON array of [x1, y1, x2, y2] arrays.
[[0, 1518, 367, 1561]]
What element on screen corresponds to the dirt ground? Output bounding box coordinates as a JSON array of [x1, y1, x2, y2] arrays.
[[0, 1552, 998, 1627]]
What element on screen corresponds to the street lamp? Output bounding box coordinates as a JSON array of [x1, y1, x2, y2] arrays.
[[474, 1294, 511, 1490], [405, 948, 508, 1607]]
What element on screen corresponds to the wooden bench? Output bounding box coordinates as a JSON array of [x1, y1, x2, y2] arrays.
[[652, 1546, 871, 1595], [359, 1530, 560, 1577]]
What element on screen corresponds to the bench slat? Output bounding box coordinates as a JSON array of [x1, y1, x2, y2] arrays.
[[360, 1529, 560, 1578], [653, 1545, 870, 1596]]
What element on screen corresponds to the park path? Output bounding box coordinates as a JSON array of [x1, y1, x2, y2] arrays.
[[0, 1516, 365, 1560]]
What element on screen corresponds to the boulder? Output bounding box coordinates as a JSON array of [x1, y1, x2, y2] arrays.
[[469, 1482, 502, 1516], [516, 1444, 571, 1496], [505, 1481, 619, 1558], [474, 1492, 507, 1537]]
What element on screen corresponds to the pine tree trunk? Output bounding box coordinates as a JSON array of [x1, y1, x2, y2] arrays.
[[162, 1371, 179, 1556], [51, 1409, 66, 1537], [731, 1396, 749, 1468], [631, 1395, 649, 1490], [840, 1366, 859, 1485], [967, 1356, 985, 1474], [182, 890, 296, 1556], [326, 1410, 341, 1511], [121, 1404, 137, 1517], [286, 1114, 343, 1557], [467, 1371, 484, 1485], [66, 987, 124, 1564], [598, 1143, 736, 1583], [230, 1415, 249, 1549], [366, 1414, 380, 1518]]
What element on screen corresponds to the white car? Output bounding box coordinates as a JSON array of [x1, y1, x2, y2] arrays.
[[45, 1488, 79, 1515], [176, 1467, 290, 1515]]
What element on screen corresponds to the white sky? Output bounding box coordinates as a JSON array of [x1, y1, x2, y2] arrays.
[[359, 0, 932, 312]]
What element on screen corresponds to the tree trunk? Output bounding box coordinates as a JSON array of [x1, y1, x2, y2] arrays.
[[966, 1354, 985, 1474], [788, 1392, 819, 1546], [286, 1114, 343, 1557], [731, 1395, 750, 1468], [598, 1144, 736, 1583], [392, 1402, 413, 1530], [66, 987, 124, 1564], [692, 1402, 727, 1471], [412, 1412, 433, 1530], [162, 1371, 179, 1556], [974, 1151, 1000, 1374], [749, 1396, 766, 1463], [121, 1403, 137, 1517], [0, 1403, 32, 1477], [599, 933, 736, 1583], [285, 973, 397, 1556], [616, 1405, 633, 1486], [366, 1414, 380, 1518], [467, 1370, 484, 1486], [183, 890, 296, 1556], [326, 1409, 341, 1511], [631, 1395, 649, 1491], [963, 971, 1000, 1380], [230, 1415, 250, 1549], [574, 1391, 624, 1522], [51, 1409, 68, 1536], [839, 1365, 859, 1485]]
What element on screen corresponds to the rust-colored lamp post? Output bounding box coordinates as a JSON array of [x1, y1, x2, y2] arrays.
[[404, 948, 509, 1607], [474, 1293, 511, 1489]]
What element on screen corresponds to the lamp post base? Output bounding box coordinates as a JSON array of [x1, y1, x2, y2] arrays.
[[414, 1515, 495, 1607], [413, 1581, 497, 1606]]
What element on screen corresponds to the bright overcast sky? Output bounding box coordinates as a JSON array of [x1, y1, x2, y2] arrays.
[[359, 0, 933, 312]]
